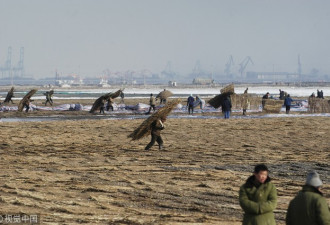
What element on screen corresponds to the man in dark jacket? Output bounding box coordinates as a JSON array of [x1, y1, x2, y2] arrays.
[[221, 95, 232, 119], [284, 94, 293, 114], [262, 92, 270, 109], [145, 117, 166, 150], [286, 171, 330, 225], [106, 97, 114, 111], [23, 98, 33, 113], [279, 89, 285, 100], [187, 94, 195, 114], [239, 164, 277, 225]]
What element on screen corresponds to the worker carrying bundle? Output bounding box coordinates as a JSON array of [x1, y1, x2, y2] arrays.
[[44, 90, 54, 106], [4, 87, 15, 104], [128, 99, 180, 150], [208, 84, 235, 109], [156, 89, 173, 105], [18, 89, 38, 112], [89, 89, 124, 113]]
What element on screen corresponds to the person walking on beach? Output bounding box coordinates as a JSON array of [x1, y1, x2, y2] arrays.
[[44, 91, 53, 106], [286, 171, 330, 225], [147, 93, 156, 114], [23, 98, 32, 113], [4, 89, 14, 104], [195, 95, 204, 109], [239, 164, 277, 225], [187, 94, 195, 114], [242, 88, 249, 116], [145, 117, 166, 150], [221, 95, 232, 119], [120, 91, 125, 104], [106, 97, 114, 111], [99, 99, 105, 114], [284, 94, 293, 114]]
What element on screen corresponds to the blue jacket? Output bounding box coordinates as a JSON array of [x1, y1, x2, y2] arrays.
[[284, 97, 293, 106], [187, 96, 194, 106]]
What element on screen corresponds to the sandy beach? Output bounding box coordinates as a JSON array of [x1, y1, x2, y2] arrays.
[[0, 112, 329, 224]]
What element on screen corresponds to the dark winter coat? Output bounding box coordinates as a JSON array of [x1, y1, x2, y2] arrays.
[[221, 97, 232, 111], [262, 94, 269, 99], [150, 119, 164, 136], [286, 185, 330, 225], [187, 96, 194, 106], [239, 176, 277, 225]]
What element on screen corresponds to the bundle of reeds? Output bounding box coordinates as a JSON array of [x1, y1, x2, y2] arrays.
[[4, 87, 14, 103], [156, 90, 173, 100], [222, 94, 260, 110], [220, 84, 235, 94], [208, 93, 231, 109], [43, 89, 54, 96], [90, 92, 113, 113], [109, 89, 124, 99], [18, 89, 38, 112], [230, 93, 250, 109], [262, 99, 283, 113], [308, 97, 330, 113], [128, 99, 180, 141]]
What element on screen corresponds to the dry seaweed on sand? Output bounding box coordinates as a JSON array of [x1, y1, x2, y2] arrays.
[[18, 89, 38, 112], [4, 86, 14, 103], [262, 99, 283, 113], [128, 99, 181, 141], [156, 90, 173, 100]]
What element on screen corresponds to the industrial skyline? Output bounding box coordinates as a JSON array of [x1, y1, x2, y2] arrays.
[[1, 0, 330, 80]]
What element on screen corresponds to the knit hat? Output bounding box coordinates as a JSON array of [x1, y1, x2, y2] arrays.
[[306, 171, 323, 187]]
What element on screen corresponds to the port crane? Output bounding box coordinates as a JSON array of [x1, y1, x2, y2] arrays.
[[239, 56, 254, 78], [224, 55, 234, 77]]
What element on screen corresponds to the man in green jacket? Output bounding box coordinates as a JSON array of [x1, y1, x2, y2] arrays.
[[239, 164, 277, 225], [286, 171, 330, 225]]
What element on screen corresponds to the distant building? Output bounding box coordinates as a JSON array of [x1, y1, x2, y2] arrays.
[[246, 72, 300, 82], [168, 81, 177, 87], [192, 78, 214, 85]]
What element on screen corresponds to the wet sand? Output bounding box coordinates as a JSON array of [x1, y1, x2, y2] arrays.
[[0, 115, 329, 224]]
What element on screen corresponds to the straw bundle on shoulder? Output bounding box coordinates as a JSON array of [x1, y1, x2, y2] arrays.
[[18, 89, 38, 112], [4, 87, 14, 103], [90, 92, 112, 113], [43, 89, 54, 96], [109, 89, 123, 99], [220, 84, 235, 94], [128, 99, 180, 141], [262, 99, 283, 113], [156, 90, 173, 100], [208, 93, 231, 109]]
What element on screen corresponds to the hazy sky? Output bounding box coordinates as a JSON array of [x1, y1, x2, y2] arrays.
[[1, 0, 330, 78]]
